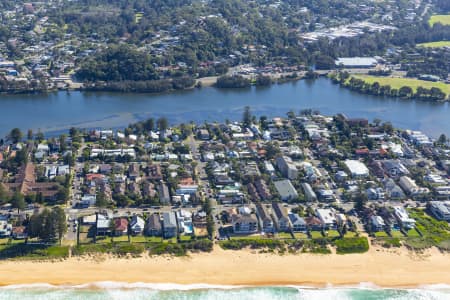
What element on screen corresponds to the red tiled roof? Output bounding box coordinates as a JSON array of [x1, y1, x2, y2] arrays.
[[115, 218, 128, 231]]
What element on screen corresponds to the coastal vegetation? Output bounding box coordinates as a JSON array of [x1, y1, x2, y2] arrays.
[[219, 236, 369, 255]]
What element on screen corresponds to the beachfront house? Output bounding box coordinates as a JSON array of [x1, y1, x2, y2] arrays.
[[288, 213, 307, 232], [146, 214, 162, 237], [256, 203, 275, 234], [163, 212, 177, 238], [393, 206, 416, 229], [370, 215, 386, 232], [315, 208, 337, 230], [271, 202, 291, 232], [130, 215, 145, 235], [114, 218, 129, 236], [429, 202, 450, 221], [232, 207, 258, 234]]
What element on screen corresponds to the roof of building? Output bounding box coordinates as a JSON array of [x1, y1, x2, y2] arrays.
[[274, 179, 298, 198], [344, 160, 369, 176]]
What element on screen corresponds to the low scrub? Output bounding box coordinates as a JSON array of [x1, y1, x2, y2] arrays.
[[334, 237, 369, 254], [0, 244, 69, 260]]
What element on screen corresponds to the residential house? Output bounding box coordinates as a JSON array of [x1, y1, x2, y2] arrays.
[[256, 203, 275, 233], [231, 207, 258, 234], [176, 210, 193, 234], [370, 215, 385, 232], [128, 163, 140, 179], [398, 176, 429, 197], [344, 160, 370, 178], [130, 215, 145, 235], [316, 208, 337, 229], [305, 216, 323, 231], [12, 226, 27, 239], [302, 182, 317, 201], [288, 213, 307, 232], [393, 206, 416, 229], [383, 178, 406, 200], [429, 201, 450, 221], [162, 212, 178, 238], [158, 182, 171, 204], [146, 214, 162, 236], [276, 156, 298, 179], [147, 164, 163, 180], [274, 180, 298, 201], [114, 218, 129, 236], [271, 202, 291, 232]]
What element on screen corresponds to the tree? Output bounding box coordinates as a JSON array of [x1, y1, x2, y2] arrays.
[[52, 206, 67, 245], [242, 106, 252, 128], [27, 129, 33, 140], [438, 134, 447, 145], [36, 131, 44, 143], [0, 184, 9, 205], [144, 118, 154, 131], [157, 117, 168, 131], [96, 191, 109, 208], [11, 191, 25, 214], [355, 190, 368, 212], [9, 128, 22, 143]]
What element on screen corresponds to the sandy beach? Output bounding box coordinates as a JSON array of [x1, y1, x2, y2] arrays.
[[0, 246, 448, 287]]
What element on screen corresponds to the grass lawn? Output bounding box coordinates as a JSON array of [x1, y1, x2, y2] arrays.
[[131, 236, 163, 243], [406, 228, 421, 238], [417, 41, 450, 48], [374, 231, 389, 238], [293, 232, 308, 239], [390, 230, 405, 238], [429, 15, 450, 26], [163, 237, 178, 243], [0, 238, 10, 245], [310, 231, 324, 239], [179, 235, 192, 242], [111, 235, 129, 242], [326, 230, 341, 238], [277, 232, 293, 239], [351, 75, 450, 98], [230, 235, 263, 241], [344, 231, 357, 238]]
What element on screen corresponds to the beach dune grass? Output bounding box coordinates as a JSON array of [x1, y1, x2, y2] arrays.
[[417, 41, 450, 48], [0, 244, 69, 260], [429, 15, 450, 26], [335, 237, 369, 254], [351, 75, 450, 98]]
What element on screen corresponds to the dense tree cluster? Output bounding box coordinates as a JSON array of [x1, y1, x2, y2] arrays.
[[76, 45, 158, 82], [28, 207, 67, 244]]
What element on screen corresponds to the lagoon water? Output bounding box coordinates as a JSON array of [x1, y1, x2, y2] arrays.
[[1, 284, 450, 300], [0, 78, 449, 138]]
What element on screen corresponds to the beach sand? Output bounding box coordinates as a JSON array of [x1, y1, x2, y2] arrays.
[[0, 246, 448, 287]]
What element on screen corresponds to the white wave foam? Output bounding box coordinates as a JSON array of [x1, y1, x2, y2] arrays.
[[1, 281, 449, 292], [418, 284, 450, 290], [0, 282, 249, 291]]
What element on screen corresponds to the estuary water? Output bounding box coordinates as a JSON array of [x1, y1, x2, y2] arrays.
[[0, 78, 448, 138]]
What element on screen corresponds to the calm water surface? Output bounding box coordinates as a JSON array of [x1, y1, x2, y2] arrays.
[[0, 78, 448, 138]]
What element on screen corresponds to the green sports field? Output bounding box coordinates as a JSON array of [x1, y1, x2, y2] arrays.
[[429, 15, 450, 26], [350, 75, 450, 98], [417, 41, 450, 48]]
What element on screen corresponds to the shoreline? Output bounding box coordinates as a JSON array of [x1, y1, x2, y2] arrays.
[[0, 246, 448, 288]]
